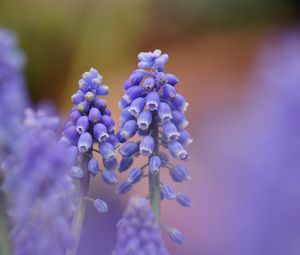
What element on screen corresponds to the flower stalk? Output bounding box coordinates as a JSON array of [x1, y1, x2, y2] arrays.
[[68, 153, 90, 255], [148, 112, 161, 224], [0, 189, 11, 255]]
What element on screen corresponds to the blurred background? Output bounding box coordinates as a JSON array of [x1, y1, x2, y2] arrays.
[[1, 0, 300, 254]]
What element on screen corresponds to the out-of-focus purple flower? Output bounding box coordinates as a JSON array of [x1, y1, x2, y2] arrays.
[[113, 197, 169, 255], [0, 28, 25, 80], [0, 28, 28, 164], [189, 27, 300, 255], [3, 109, 75, 255]]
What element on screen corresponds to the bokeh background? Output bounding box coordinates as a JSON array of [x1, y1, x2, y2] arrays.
[[1, 0, 300, 254]]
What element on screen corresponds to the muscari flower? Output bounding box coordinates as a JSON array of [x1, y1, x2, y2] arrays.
[[61, 68, 118, 192], [3, 109, 75, 255], [117, 50, 192, 244], [113, 197, 169, 255], [0, 28, 28, 165]]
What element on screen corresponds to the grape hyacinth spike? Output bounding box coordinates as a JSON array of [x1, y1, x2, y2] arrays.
[[61, 68, 118, 255], [3, 108, 75, 255], [117, 49, 192, 244]]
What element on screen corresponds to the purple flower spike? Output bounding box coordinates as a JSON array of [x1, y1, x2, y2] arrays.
[[117, 50, 192, 244], [62, 68, 118, 205]]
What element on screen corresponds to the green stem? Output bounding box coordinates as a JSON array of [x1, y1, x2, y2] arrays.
[[148, 112, 161, 224], [0, 187, 11, 255], [67, 153, 90, 255]]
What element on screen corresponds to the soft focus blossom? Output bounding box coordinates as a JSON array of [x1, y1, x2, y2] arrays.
[[3, 109, 75, 255], [113, 197, 169, 255], [0, 28, 28, 164]]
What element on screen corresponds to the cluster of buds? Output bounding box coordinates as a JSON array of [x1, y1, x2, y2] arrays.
[[116, 49, 192, 243], [62, 68, 118, 186]]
